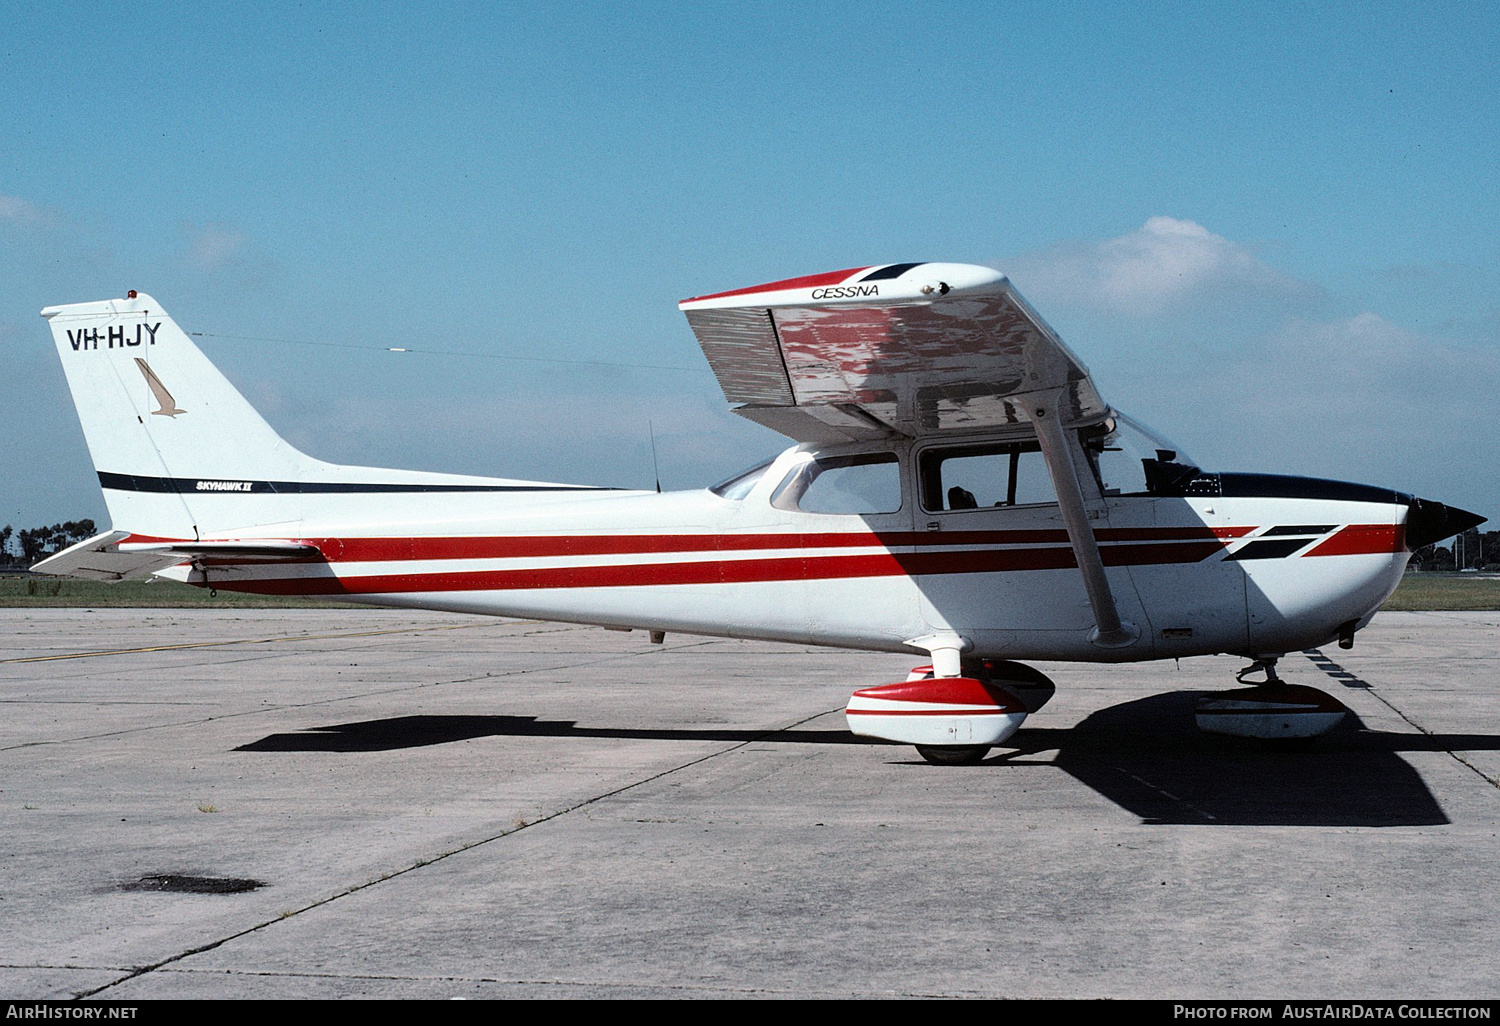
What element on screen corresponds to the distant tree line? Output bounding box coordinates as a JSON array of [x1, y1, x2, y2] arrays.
[[0, 521, 98, 569], [1408, 528, 1498, 571]]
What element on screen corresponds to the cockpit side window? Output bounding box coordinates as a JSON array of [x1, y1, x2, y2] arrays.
[[919, 442, 1057, 512], [771, 453, 902, 515]]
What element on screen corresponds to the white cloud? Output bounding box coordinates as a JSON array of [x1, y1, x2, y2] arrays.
[[1004, 216, 1313, 316], [1252, 312, 1491, 402], [0, 194, 59, 227], [1147, 312, 1500, 515], [178, 221, 277, 284], [182, 222, 249, 271]]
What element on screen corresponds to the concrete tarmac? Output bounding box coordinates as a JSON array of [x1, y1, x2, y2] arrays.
[[1, 608, 1497, 999]]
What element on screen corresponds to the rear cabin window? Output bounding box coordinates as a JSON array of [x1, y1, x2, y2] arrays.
[[919, 442, 1057, 511], [771, 453, 902, 515]]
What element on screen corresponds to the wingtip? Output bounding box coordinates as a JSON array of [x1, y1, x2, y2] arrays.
[[679, 262, 1008, 310]]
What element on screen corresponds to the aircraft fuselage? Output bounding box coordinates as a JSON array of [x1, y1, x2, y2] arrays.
[[156, 436, 1441, 665]]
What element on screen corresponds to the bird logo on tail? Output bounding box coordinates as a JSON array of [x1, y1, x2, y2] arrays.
[[134, 358, 186, 417]]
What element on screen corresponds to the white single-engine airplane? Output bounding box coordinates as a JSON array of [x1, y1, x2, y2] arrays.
[[36, 264, 1484, 763]]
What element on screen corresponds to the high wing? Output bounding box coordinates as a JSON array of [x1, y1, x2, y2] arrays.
[[682, 262, 1136, 648], [679, 262, 1107, 443]]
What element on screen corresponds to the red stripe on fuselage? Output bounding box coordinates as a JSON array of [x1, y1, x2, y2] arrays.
[[299, 526, 1249, 563], [220, 540, 1230, 596], [1303, 524, 1405, 557], [141, 526, 1250, 562]]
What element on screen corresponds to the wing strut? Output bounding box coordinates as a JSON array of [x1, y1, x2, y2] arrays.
[[1028, 391, 1140, 649]]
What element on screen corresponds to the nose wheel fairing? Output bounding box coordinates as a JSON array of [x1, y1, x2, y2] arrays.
[[1194, 658, 1348, 741], [1194, 684, 1348, 741]]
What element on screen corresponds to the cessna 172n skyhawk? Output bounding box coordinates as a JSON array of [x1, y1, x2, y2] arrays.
[[35, 263, 1484, 763]]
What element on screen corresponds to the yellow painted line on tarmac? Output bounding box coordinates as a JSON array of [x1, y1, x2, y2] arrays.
[[1, 619, 542, 665]]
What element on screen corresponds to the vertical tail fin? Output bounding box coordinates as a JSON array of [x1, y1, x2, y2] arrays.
[[42, 293, 322, 538], [43, 292, 606, 547]]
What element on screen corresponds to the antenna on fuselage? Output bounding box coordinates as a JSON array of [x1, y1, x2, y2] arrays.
[[648, 420, 662, 494]]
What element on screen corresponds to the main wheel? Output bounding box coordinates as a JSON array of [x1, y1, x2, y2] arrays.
[[915, 744, 990, 765]]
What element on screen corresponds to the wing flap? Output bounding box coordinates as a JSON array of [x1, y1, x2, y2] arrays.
[[681, 307, 794, 405]]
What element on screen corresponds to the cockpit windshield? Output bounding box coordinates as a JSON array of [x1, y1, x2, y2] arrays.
[[709, 457, 776, 500], [1085, 413, 1199, 496]]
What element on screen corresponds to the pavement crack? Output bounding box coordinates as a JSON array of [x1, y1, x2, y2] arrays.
[[72, 703, 842, 1000], [1, 632, 728, 753], [0, 619, 511, 665], [1112, 765, 1217, 821], [1303, 650, 1500, 792]]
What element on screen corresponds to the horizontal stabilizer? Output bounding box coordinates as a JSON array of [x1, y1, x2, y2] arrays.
[[32, 532, 325, 581], [117, 540, 323, 562], [30, 531, 184, 581]]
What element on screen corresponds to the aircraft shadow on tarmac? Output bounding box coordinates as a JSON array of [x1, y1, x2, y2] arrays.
[[236, 716, 883, 752], [237, 691, 1499, 827], [1014, 691, 1474, 828]]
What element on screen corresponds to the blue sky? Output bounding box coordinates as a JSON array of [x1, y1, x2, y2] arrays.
[[3, 2, 1497, 529]]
